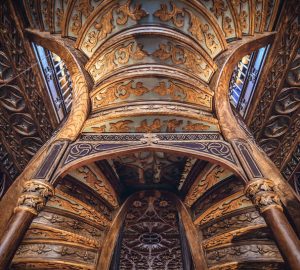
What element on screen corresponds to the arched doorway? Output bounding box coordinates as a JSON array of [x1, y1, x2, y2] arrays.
[[109, 190, 196, 270]]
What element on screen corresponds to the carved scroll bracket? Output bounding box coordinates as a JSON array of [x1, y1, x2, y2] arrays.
[[245, 178, 283, 213], [14, 180, 54, 215]]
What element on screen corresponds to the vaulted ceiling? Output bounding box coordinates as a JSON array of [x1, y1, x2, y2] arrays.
[[0, 0, 299, 269]]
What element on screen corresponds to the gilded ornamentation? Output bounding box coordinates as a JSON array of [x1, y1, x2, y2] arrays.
[[41, 0, 52, 30], [92, 81, 149, 108], [84, 11, 115, 52], [117, 42, 148, 64], [152, 2, 221, 55], [136, 119, 162, 132], [239, 10, 248, 31], [153, 2, 184, 27], [185, 9, 218, 54], [71, 0, 95, 34], [116, 0, 148, 25], [83, 1, 147, 53], [209, 0, 234, 37], [55, 8, 64, 29], [183, 121, 210, 131], [92, 79, 212, 110], [231, 0, 249, 32], [89, 50, 116, 79], [152, 42, 212, 78], [152, 42, 184, 64], [109, 120, 133, 132], [245, 179, 283, 212], [15, 180, 54, 215], [90, 42, 148, 81], [152, 81, 212, 107]]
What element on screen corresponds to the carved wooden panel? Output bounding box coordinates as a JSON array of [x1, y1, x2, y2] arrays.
[[246, 1, 300, 178], [112, 191, 189, 269], [0, 0, 57, 197]]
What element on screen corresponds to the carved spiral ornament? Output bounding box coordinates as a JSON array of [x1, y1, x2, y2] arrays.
[[245, 178, 283, 213]]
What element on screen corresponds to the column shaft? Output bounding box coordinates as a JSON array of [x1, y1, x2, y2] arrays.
[[0, 210, 35, 268], [263, 207, 300, 269]]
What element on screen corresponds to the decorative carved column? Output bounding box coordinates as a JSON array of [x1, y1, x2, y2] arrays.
[[245, 178, 300, 269], [0, 179, 54, 269]]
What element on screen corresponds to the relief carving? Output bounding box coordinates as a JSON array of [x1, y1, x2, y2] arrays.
[[154, 2, 184, 27], [206, 243, 281, 266], [47, 189, 111, 227], [185, 165, 231, 207], [15, 243, 97, 265], [201, 210, 265, 238], [194, 192, 253, 225], [154, 2, 220, 55], [15, 180, 54, 215], [245, 178, 283, 212], [25, 223, 100, 249], [92, 80, 212, 110], [116, 0, 148, 25], [83, 0, 147, 53]]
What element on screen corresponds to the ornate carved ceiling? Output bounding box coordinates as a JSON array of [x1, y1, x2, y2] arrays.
[[0, 0, 298, 269]]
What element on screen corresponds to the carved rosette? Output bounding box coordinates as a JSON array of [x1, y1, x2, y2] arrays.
[[14, 180, 55, 215], [245, 179, 283, 213]]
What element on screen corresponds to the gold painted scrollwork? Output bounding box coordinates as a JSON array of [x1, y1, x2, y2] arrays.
[[84, 11, 115, 53], [83, 0, 147, 53], [15, 180, 55, 215], [116, 0, 148, 25], [153, 2, 185, 27]]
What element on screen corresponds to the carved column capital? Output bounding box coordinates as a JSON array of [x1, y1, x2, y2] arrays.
[[245, 178, 283, 213], [14, 180, 54, 215]]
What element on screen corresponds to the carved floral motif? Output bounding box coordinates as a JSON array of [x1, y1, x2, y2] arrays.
[[245, 179, 283, 212], [154, 2, 221, 55], [83, 1, 147, 53], [15, 180, 54, 215], [92, 79, 212, 110]]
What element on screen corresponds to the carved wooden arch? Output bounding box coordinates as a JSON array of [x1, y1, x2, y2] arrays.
[[97, 190, 207, 270], [51, 138, 247, 185], [213, 32, 300, 232]]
